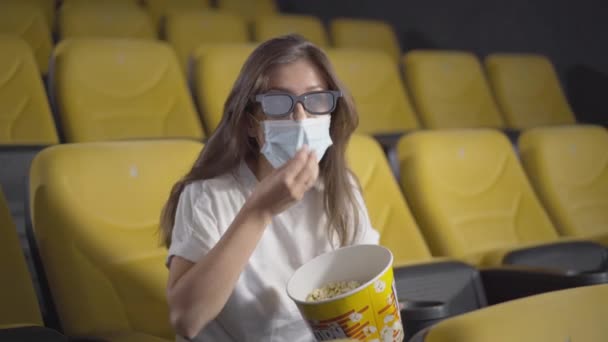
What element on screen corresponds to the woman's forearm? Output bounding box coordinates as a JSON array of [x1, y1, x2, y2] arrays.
[[167, 204, 272, 339]]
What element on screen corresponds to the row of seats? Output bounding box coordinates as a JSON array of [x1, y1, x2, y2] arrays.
[[1, 1, 577, 131], [350, 127, 608, 266], [0, 187, 70, 341], [2, 124, 606, 340], [0, 0, 276, 74], [3, 0, 279, 31], [0, 36, 576, 148], [4, 178, 608, 342]]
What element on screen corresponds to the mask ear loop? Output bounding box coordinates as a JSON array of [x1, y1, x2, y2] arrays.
[[246, 112, 265, 153]]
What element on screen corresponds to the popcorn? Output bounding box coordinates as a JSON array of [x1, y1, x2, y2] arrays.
[[363, 325, 377, 336], [374, 280, 386, 293], [349, 312, 363, 323], [380, 326, 394, 342], [306, 280, 361, 302]]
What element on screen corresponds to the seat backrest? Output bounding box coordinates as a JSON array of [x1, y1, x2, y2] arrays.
[[51, 39, 204, 142], [397, 129, 558, 259], [0, 186, 43, 327], [328, 48, 419, 134], [61, 0, 140, 6], [330, 18, 401, 64], [28, 140, 203, 338], [145, 0, 211, 29], [403, 50, 505, 129], [217, 0, 278, 22], [485, 53, 576, 129], [165, 10, 249, 73], [253, 14, 329, 47], [346, 134, 431, 265], [191, 43, 256, 134], [0, 36, 58, 144], [58, 2, 156, 40], [0, 2, 52, 74], [22, 0, 55, 30], [411, 284, 608, 342], [519, 125, 608, 239]]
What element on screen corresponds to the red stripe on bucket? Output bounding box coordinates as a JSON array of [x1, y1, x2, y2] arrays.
[[319, 310, 354, 324], [344, 323, 360, 334], [348, 322, 369, 336], [378, 304, 391, 314]]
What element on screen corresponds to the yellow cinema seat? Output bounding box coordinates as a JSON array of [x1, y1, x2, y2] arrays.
[[28, 140, 202, 340], [328, 48, 419, 135], [21, 0, 55, 30], [50, 39, 204, 142], [165, 10, 249, 73], [330, 18, 400, 63], [58, 2, 156, 40], [403, 50, 504, 129], [347, 134, 431, 265], [217, 0, 278, 22], [519, 125, 608, 246], [0, 187, 43, 329], [410, 284, 608, 342], [145, 0, 211, 29], [254, 14, 329, 47], [485, 53, 576, 129], [0, 36, 58, 144], [0, 2, 53, 74], [397, 129, 563, 265], [191, 43, 257, 134]]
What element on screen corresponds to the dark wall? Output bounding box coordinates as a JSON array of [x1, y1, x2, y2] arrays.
[[278, 0, 608, 124]]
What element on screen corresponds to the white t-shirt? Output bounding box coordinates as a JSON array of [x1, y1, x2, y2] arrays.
[[168, 161, 379, 342]]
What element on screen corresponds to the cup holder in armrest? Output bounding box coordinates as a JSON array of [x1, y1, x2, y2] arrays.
[[401, 300, 448, 320], [400, 301, 449, 341]]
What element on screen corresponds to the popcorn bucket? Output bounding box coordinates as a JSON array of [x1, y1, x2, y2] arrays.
[[287, 244, 404, 342]]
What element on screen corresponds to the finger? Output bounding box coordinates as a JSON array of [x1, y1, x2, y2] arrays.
[[293, 151, 318, 188], [309, 151, 319, 181], [305, 150, 319, 184], [279, 145, 309, 178]]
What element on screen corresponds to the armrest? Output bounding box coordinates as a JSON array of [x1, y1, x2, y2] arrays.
[[502, 240, 607, 272], [587, 233, 608, 247], [400, 300, 450, 342], [469, 238, 608, 272], [372, 132, 404, 150], [0, 326, 67, 341], [501, 128, 521, 145], [480, 265, 608, 305], [372, 132, 406, 179], [71, 332, 172, 342]]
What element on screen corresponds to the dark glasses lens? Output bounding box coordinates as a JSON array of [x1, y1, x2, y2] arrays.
[[302, 92, 335, 114], [255, 91, 341, 117], [261, 94, 294, 116]]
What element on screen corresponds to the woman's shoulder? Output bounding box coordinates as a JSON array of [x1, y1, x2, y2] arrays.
[[181, 169, 243, 202], [183, 172, 239, 195]]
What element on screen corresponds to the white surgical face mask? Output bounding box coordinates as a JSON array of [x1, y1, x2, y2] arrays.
[[260, 116, 333, 168]]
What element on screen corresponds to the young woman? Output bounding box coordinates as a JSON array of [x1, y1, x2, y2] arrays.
[[161, 34, 379, 341]]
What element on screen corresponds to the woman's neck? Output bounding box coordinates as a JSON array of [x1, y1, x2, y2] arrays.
[[246, 155, 275, 182]]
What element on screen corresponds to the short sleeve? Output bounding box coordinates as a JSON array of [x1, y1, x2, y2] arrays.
[[167, 182, 221, 265]]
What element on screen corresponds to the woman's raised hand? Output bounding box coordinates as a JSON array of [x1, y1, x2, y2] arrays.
[[246, 146, 319, 219]]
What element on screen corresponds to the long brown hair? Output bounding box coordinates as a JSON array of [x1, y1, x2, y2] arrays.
[[160, 34, 360, 248]]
